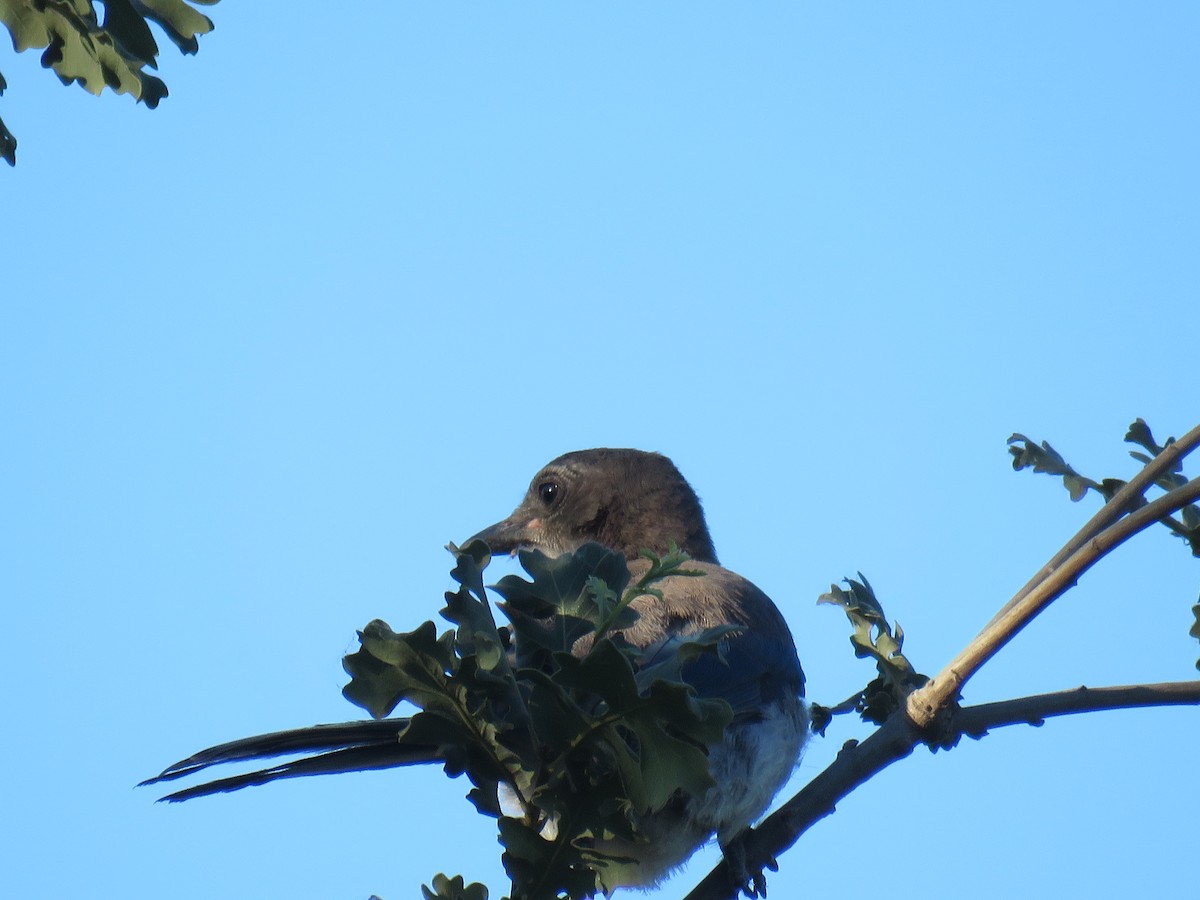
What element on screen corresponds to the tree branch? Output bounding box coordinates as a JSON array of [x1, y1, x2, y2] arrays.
[[988, 422, 1200, 628], [954, 680, 1200, 737], [684, 421, 1200, 900], [684, 680, 1200, 900], [908, 475, 1200, 729]]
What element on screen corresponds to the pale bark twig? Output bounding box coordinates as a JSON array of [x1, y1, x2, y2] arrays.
[[988, 423, 1200, 628], [683, 423, 1200, 900], [908, 476, 1200, 729]]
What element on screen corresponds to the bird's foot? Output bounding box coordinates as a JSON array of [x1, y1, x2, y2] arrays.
[[720, 831, 777, 898]]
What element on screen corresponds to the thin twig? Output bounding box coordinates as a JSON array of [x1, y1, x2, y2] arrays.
[[1156, 513, 1197, 544], [955, 680, 1200, 736], [908, 476, 1200, 728], [988, 423, 1200, 627], [683, 423, 1200, 900], [683, 679, 1200, 900]]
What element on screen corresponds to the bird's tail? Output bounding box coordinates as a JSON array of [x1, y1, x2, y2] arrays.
[[141, 719, 439, 802]]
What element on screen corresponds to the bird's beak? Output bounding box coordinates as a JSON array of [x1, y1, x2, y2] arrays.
[[464, 513, 544, 556]]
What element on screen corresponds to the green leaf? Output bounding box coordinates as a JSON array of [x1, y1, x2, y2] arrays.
[[628, 679, 730, 805], [498, 816, 599, 900], [1013, 420, 1200, 558], [1126, 419, 1190, 502], [819, 575, 928, 725], [421, 873, 489, 900], [1125, 418, 1167, 456], [808, 703, 833, 737], [509, 543, 632, 622], [630, 624, 740, 692], [522, 667, 593, 751], [102, 0, 159, 66], [442, 543, 507, 674], [0, 112, 14, 166], [0, 65, 11, 162], [0, 0, 220, 166], [1012, 421, 1200, 666], [0, 1, 54, 52], [554, 640, 731, 810], [1191, 604, 1200, 672], [585, 575, 619, 622], [1007, 433, 1106, 501], [342, 619, 458, 718], [448, 538, 491, 596], [493, 543, 632, 667], [337, 542, 741, 900], [132, 0, 215, 54], [341, 608, 528, 821], [38, 5, 162, 100]]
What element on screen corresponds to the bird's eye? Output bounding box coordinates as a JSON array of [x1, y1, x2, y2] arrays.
[[537, 481, 559, 505]]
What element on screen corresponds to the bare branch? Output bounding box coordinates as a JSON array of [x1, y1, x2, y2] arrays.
[[955, 680, 1200, 737], [989, 422, 1200, 628], [908, 476, 1200, 729], [684, 680, 1200, 900], [683, 421, 1200, 900]]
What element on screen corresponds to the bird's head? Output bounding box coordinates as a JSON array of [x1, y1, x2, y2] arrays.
[[466, 448, 719, 564]]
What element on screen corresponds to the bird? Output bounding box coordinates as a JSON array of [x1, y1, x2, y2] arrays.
[[145, 449, 807, 891]]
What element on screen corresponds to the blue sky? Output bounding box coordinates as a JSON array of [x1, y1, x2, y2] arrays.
[[2, 4, 1197, 899]]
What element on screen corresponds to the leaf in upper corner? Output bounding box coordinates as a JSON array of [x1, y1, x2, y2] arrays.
[[0, 0, 221, 166], [102, 0, 160, 66], [132, 0, 216, 55], [39, 11, 168, 103], [0, 2, 51, 52]]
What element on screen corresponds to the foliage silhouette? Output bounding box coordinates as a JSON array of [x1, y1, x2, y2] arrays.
[[342, 540, 733, 900], [0, 0, 220, 165]]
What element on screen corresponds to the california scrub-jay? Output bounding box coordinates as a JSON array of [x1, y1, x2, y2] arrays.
[[147, 449, 808, 889]]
